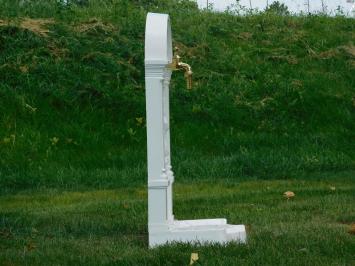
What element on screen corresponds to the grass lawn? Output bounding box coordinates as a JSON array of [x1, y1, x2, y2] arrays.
[[1, 171, 354, 265]]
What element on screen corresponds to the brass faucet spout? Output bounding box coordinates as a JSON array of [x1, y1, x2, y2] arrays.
[[177, 62, 191, 72], [168, 48, 193, 89], [177, 62, 192, 90]]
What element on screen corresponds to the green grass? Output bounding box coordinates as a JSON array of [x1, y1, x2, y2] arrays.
[[0, 0, 354, 265], [1, 172, 355, 265]]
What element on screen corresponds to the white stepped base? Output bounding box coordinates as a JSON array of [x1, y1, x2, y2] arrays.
[[149, 218, 246, 247]]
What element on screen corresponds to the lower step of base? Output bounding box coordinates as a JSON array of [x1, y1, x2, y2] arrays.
[[149, 218, 246, 247]]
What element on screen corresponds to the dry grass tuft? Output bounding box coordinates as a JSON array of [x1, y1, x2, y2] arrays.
[[19, 65, 29, 73], [47, 43, 69, 58], [20, 18, 54, 37], [75, 18, 115, 35], [340, 44, 355, 58], [314, 48, 339, 60], [312, 44, 355, 60], [238, 32, 253, 40], [81, 51, 113, 61], [268, 54, 298, 65], [0, 19, 9, 26], [0, 18, 54, 37], [349, 224, 355, 235]]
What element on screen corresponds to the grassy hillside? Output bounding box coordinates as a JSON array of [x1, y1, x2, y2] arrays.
[[0, 1, 354, 265], [0, 0, 354, 193]]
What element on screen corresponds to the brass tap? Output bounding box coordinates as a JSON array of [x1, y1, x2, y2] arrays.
[[168, 47, 193, 89]]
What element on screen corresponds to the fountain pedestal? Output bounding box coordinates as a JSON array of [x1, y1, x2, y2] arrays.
[[145, 12, 246, 247]]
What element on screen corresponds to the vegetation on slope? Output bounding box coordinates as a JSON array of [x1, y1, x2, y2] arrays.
[[0, 0, 354, 191]]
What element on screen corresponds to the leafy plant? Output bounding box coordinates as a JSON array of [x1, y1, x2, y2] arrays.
[[266, 1, 290, 15]]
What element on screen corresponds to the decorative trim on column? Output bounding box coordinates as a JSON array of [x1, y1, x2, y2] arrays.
[[148, 168, 170, 188], [145, 63, 167, 78]]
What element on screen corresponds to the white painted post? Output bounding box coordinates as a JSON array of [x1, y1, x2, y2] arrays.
[[145, 12, 246, 247], [145, 13, 174, 243]]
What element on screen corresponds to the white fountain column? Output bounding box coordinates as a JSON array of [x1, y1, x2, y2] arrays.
[[145, 13, 174, 239], [145, 12, 246, 247]]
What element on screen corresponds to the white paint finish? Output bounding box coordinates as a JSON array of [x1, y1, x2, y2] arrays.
[[145, 12, 246, 247], [145, 13, 174, 239], [145, 13, 172, 64], [149, 220, 246, 247], [145, 76, 166, 180]]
